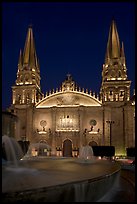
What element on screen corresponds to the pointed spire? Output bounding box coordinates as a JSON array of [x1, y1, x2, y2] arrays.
[[23, 26, 38, 69], [106, 20, 120, 59]]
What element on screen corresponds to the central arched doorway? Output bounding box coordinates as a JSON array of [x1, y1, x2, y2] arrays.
[[63, 139, 72, 157]]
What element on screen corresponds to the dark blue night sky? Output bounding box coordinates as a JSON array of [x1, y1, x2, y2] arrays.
[[2, 2, 135, 110]]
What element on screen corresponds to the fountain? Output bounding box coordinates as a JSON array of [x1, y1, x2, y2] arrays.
[[2, 136, 121, 202], [76, 145, 96, 164], [2, 135, 24, 166], [79, 144, 94, 158], [23, 142, 52, 159]]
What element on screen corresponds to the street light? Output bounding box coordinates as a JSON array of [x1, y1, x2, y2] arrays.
[[106, 120, 115, 146]]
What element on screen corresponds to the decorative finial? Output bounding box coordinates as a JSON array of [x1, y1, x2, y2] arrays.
[[29, 23, 33, 28], [67, 73, 71, 80]]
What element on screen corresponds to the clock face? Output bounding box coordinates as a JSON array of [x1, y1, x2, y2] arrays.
[[40, 120, 47, 128], [89, 119, 97, 126]]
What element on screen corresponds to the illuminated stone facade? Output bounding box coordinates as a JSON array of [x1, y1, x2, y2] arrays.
[[10, 21, 135, 156]]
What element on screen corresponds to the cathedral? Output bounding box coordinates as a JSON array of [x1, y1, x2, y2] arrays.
[[10, 20, 135, 157]]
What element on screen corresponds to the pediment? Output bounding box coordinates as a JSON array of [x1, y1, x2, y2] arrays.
[[36, 91, 102, 108]]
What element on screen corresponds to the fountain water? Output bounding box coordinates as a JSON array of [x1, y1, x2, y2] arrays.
[[77, 145, 96, 163], [79, 145, 94, 159], [2, 136, 121, 202], [2, 135, 24, 166], [23, 142, 51, 159]]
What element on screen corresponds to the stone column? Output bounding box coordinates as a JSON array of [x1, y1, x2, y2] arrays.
[[51, 107, 57, 156], [78, 106, 84, 147]]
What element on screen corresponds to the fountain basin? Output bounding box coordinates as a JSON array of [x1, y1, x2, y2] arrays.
[[2, 157, 121, 202]]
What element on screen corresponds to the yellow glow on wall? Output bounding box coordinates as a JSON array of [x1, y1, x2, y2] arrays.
[[56, 129, 79, 132], [38, 131, 47, 134], [89, 131, 99, 134]]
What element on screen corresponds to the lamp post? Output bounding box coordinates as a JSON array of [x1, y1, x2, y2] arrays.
[[106, 120, 115, 146]]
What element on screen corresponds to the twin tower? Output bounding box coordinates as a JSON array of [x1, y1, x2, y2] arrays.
[[12, 20, 131, 106]]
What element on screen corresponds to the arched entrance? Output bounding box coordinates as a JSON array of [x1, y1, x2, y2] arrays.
[[89, 141, 98, 146], [38, 140, 51, 156], [63, 139, 72, 157]]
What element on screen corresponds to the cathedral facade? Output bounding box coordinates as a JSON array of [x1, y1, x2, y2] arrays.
[[10, 20, 135, 156]]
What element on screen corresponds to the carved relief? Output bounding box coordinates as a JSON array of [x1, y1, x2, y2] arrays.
[[57, 97, 64, 105], [56, 113, 79, 131]]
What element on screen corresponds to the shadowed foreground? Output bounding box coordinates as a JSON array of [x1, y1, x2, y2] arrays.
[[2, 157, 120, 202]]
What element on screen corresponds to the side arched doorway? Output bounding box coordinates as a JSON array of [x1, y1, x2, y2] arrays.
[[63, 139, 72, 157], [89, 141, 98, 157], [38, 140, 51, 156], [89, 141, 98, 146]]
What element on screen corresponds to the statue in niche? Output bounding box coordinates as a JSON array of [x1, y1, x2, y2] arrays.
[[83, 129, 87, 137], [48, 128, 52, 138], [90, 126, 93, 131]]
